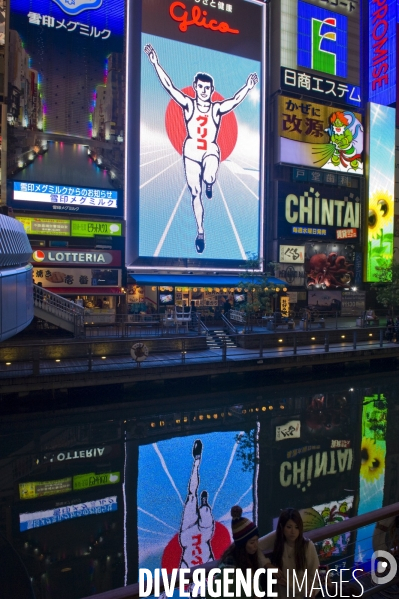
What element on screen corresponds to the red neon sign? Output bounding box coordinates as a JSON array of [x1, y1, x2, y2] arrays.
[[169, 1, 239, 34]]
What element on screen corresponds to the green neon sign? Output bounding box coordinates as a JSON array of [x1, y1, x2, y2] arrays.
[[71, 221, 122, 238], [73, 472, 120, 490]]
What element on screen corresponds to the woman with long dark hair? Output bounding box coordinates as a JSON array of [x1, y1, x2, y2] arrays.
[[207, 505, 266, 598], [263, 508, 319, 598]]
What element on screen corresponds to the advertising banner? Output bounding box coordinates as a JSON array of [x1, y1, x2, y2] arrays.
[[279, 244, 305, 263], [126, 0, 265, 269], [366, 104, 395, 282], [341, 290, 366, 315], [7, 0, 125, 216], [278, 0, 361, 102], [368, 0, 396, 106], [278, 181, 361, 240], [275, 263, 306, 287], [19, 478, 72, 500], [305, 242, 354, 289], [16, 217, 123, 237], [33, 267, 121, 288], [280, 67, 361, 108], [31, 249, 121, 267], [277, 96, 364, 174]]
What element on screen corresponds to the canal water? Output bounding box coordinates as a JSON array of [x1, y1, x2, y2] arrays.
[[1, 371, 397, 599]]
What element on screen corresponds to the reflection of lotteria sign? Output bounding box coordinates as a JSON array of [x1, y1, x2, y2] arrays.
[[368, 0, 396, 106], [32, 249, 121, 266], [126, 0, 265, 270], [297, 1, 348, 78], [278, 182, 360, 239]]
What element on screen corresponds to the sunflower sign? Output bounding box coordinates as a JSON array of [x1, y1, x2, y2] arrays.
[[366, 104, 395, 282]]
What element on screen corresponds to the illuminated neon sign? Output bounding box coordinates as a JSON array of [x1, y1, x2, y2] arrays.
[[169, 2, 239, 34], [368, 0, 396, 105], [366, 103, 394, 282], [297, 1, 348, 78]]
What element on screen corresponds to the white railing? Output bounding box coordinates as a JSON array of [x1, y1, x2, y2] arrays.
[[33, 284, 85, 336]]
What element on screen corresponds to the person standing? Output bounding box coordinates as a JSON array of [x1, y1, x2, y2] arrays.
[[259, 508, 320, 599], [207, 505, 266, 599]]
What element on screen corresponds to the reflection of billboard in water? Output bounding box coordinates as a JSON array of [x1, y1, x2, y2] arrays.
[[7, 0, 125, 214], [137, 431, 258, 573]]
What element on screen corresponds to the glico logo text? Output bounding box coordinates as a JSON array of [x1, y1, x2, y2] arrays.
[[169, 1, 239, 34]]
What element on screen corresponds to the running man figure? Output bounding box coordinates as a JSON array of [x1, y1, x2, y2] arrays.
[[144, 44, 258, 253], [179, 439, 215, 568]]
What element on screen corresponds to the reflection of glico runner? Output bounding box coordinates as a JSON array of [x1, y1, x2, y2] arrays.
[[144, 44, 258, 253], [179, 440, 215, 567]]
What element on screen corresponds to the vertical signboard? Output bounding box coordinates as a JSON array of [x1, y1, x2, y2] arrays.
[[368, 0, 396, 106], [126, 0, 265, 270], [366, 104, 395, 282], [279, 0, 361, 107], [7, 0, 125, 216]]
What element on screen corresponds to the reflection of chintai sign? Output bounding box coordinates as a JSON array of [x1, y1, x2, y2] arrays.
[[52, 0, 103, 16], [278, 182, 360, 239], [297, 1, 348, 78], [280, 448, 353, 489]]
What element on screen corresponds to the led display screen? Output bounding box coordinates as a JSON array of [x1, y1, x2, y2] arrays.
[[7, 0, 124, 216], [368, 0, 396, 106], [277, 96, 364, 174], [126, 0, 265, 270], [366, 104, 395, 282], [19, 496, 118, 531], [297, 1, 348, 78], [135, 430, 258, 572], [278, 181, 361, 240], [278, 0, 361, 103], [305, 242, 355, 289]]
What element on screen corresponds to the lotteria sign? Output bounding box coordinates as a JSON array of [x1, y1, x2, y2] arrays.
[[369, 0, 396, 105], [278, 181, 361, 239], [32, 249, 121, 266]]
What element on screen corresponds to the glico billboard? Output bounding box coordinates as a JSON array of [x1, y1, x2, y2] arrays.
[[7, 0, 125, 216], [125, 0, 266, 271]]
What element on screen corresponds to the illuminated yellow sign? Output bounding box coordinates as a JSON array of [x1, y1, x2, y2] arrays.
[[16, 217, 70, 236], [19, 478, 72, 500]]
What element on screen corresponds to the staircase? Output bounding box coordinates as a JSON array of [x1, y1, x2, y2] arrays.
[[206, 329, 238, 349], [33, 284, 85, 337]]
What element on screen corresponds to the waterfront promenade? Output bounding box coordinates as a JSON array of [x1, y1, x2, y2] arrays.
[[0, 319, 398, 394]]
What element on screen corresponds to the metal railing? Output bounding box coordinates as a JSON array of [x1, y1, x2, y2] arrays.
[[80, 502, 399, 599], [0, 328, 397, 383], [221, 312, 237, 333], [33, 284, 85, 337]]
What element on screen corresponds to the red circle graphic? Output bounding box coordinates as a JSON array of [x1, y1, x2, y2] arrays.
[[165, 87, 238, 162], [160, 521, 231, 573]]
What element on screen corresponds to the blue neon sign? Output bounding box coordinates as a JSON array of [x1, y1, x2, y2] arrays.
[[368, 0, 396, 105], [297, 1, 348, 79]]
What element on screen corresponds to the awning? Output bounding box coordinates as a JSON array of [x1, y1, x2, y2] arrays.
[[130, 274, 288, 287]]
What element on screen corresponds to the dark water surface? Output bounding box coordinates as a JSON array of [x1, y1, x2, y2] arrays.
[[0, 371, 398, 599]]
